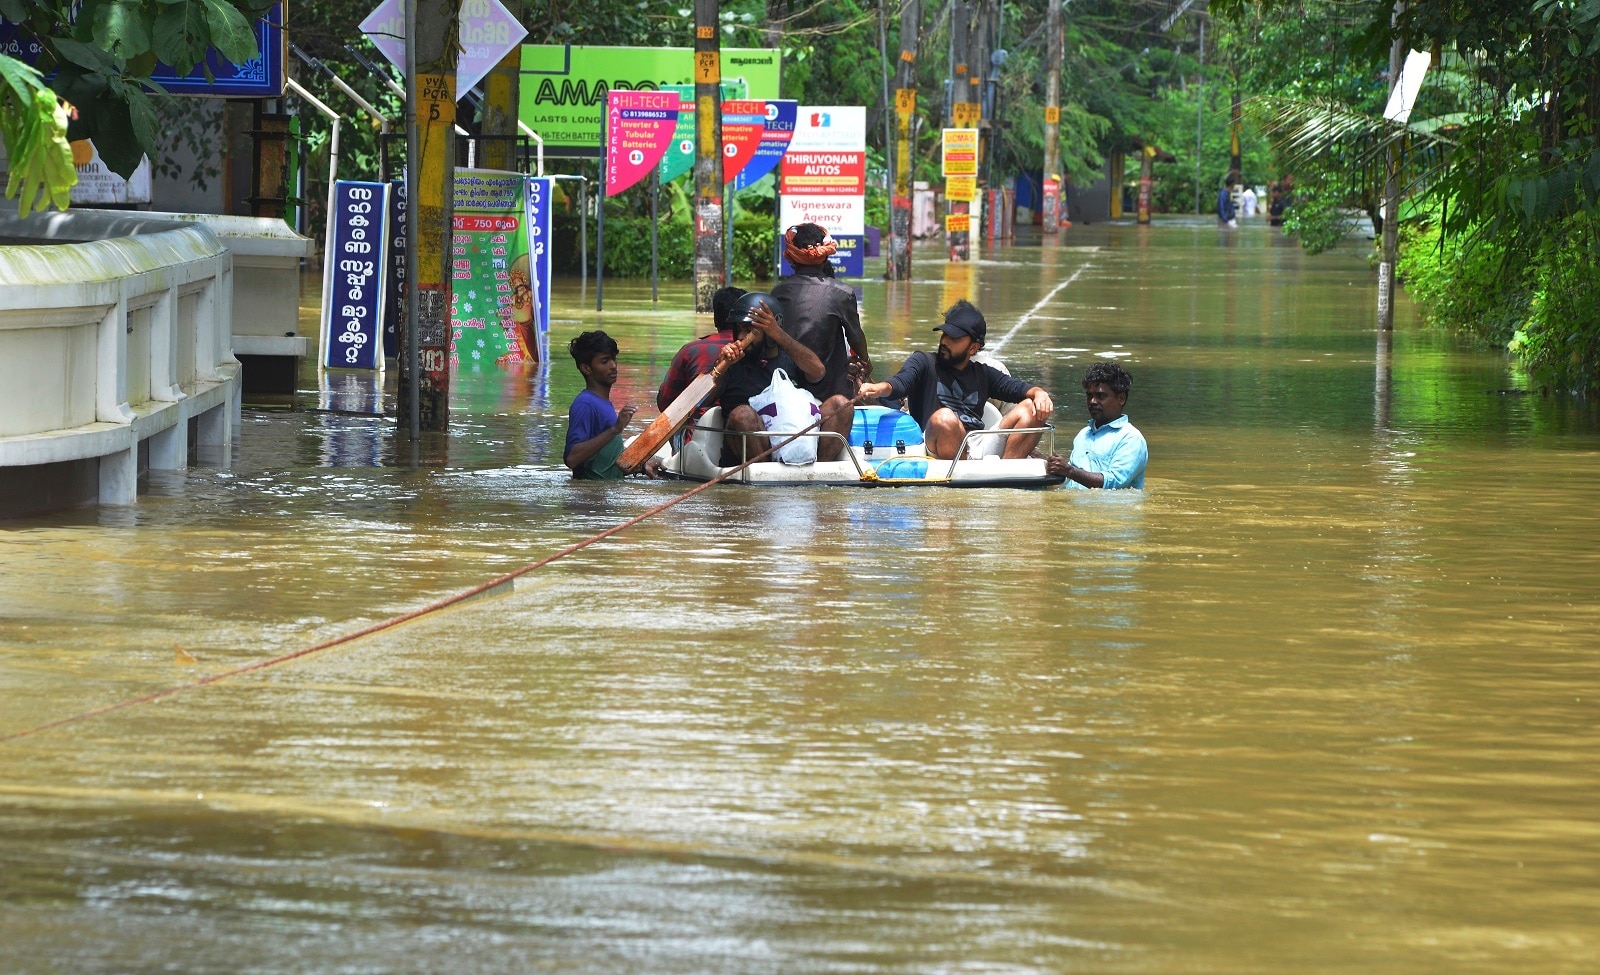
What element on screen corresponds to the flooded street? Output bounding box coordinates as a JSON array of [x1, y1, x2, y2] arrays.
[[3, 219, 1599, 973]]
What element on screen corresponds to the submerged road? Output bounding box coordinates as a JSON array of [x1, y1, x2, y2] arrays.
[[2, 219, 1598, 974]]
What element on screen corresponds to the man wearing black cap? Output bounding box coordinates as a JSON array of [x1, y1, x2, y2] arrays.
[[856, 299, 1055, 460]]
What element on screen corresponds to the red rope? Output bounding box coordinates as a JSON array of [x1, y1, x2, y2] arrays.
[[0, 411, 836, 746]]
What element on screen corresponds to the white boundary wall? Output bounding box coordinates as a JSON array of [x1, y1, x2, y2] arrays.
[[0, 212, 240, 507]]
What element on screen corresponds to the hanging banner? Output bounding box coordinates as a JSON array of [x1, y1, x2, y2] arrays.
[[657, 82, 747, 184], [449, 170, 536, 369], [321, 181, 389, 371], [519, 46, 780, 157], [733, 99, 798, 190], [523, 176, 555, 365], [720, 99, 768, 185], [605, 89, 679, 196], [382, 179, 408, 359]]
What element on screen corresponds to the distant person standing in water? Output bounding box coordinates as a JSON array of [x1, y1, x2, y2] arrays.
[[1240, 183, 1258, 219], [1047, 361, 1147, 489], [1218, 176, 1238, 227]]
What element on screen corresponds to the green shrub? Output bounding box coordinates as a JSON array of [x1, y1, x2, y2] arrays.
[[549, 212, 779, 281], [1401, 208, 1600, 389], [1509, 214, 1600, 387], [1398, 214, 1527, 348]]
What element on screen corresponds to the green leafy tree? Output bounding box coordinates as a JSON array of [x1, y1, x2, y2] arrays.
[[1, 51, 74, 213], [2, 0, 268, 179]]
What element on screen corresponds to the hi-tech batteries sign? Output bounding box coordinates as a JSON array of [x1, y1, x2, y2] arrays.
[[604, 89, 678, 196], [519, 45, 781, 157], [779, 106, 866, 236]]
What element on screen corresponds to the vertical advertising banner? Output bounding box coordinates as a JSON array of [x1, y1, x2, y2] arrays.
[[449, 170, 535, 369], [321, 181, 389, 370], [523, 176, 555, 365], [733, 99, 798, 190], [382, 179, 407, 359], [657, 81, 747, 184], [605, 90, 680, 196], [719, 99, 768, 185]]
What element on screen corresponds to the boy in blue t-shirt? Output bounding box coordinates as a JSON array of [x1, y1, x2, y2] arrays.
[[564, 330, 640, 480]]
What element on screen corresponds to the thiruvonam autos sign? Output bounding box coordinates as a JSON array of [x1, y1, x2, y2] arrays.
[[519, 45, 781, 157]]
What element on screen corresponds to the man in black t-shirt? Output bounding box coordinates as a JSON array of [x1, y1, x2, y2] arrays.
[[857, 300, 1055, 461], [715, 295, 828, 464]]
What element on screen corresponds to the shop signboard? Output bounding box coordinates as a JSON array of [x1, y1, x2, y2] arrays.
[[777, 105, 866, 239], [520, 46, 780, 157]]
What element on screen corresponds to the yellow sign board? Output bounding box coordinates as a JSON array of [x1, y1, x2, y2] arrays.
[[946, 175, 976, 202], [942, 128, 978, 177], [694, 51, 720, 83], [1045, 105, 1060, 124], [952, 102, 981, 128], [946, 213, 971, 233], [895, 88, 916, 118]]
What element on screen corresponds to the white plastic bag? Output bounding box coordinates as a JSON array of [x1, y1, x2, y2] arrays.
[[747, 368, 821, 465]]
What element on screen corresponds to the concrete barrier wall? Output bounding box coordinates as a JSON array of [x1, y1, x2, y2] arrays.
[[0, 212, 240, 510]]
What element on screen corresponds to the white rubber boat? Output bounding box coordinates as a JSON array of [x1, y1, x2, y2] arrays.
[[653, 405, 1065, 489]]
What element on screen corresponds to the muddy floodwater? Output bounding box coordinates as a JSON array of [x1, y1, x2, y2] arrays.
[[3, 219, 1598, 974]]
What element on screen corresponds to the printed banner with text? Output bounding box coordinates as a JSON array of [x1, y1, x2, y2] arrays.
[[778, 106, 867, 238], [605, 89, 678, 196], [733, 100, 798, 190], [519, 46, 780, 157], [449, 170, 536, 369]]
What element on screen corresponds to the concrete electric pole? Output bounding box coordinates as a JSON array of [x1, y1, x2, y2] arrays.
[[888, 0, 919, 280], [692, 0, 726, 312], [1041, 0, 1062, 234], [400, 0, 460, 434]]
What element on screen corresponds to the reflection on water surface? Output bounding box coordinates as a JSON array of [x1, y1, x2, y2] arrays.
[[3, 220, 1598, 974]]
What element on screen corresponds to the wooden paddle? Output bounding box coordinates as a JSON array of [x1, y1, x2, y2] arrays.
[[618, 329, 762, 472]]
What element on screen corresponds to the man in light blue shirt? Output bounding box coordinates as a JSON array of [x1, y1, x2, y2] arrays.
[[1047, 361, 1147, 489]]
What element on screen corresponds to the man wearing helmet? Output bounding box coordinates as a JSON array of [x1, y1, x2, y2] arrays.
[[715, 292, 852, 463]]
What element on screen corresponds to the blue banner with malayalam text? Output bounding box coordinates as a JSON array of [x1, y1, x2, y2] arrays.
[[321, 181, 389, 370]]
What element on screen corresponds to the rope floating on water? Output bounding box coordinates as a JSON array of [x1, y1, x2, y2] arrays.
[[0, 411, 832, 746]]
